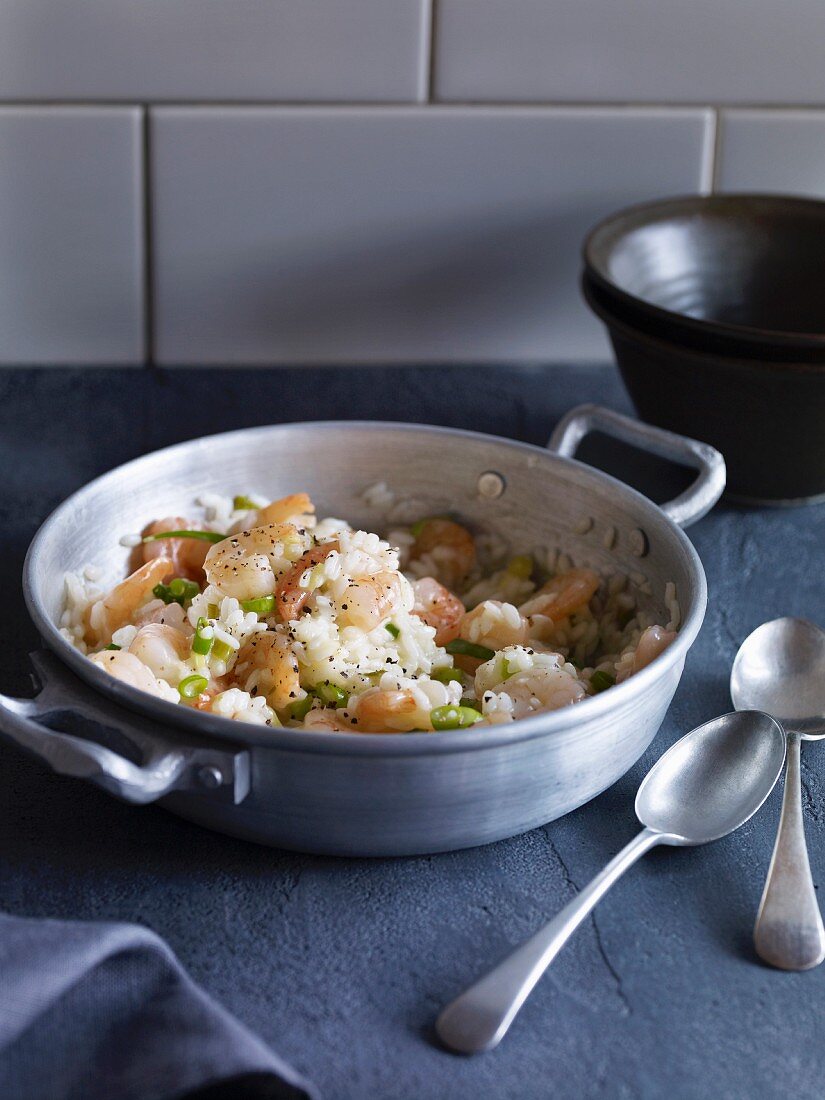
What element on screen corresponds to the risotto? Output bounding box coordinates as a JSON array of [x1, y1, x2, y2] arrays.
[[60, 490, 678, 733]]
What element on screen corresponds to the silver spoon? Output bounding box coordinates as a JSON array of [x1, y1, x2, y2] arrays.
[[731, 617, 825, 971], [436, 711, 785, 1055]]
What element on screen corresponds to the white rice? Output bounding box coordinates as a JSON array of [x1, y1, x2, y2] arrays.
[[60, 569, 105, 654], [210, 688, 275, 726], [361, 481, 396, 510]]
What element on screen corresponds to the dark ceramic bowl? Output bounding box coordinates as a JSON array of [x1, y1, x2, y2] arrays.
[[584, 194, 825, 364], [583, 272, 825, 504]]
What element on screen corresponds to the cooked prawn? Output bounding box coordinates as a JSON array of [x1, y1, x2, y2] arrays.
[[519, 568, 600, 622], [233, 630, 305, 711], [85, 557, 173, 647], [475, 649, 586, 717], [409, 518, 476, 590], [302, 709, 352, 732], [275, 542, 338, 622], [133, 598, 191, 634], [336, 571, 406, 632], [203, 523, 311, 601], [499, 667, 586, 717], [353, 689, 431, 733], [459, 600, 529, 650], [143, 517, 209, 582], [128, 623, 191, 685], [617, 625, 677, 683], [255, 493, 315, 528], [89, 648, 179, 703], [411, 577, 464, 645]]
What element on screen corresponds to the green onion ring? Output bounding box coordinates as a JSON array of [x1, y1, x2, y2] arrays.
[[430, 704, 483, 731], [179, 674, 209, 700], [240, 595, 276, 615], [445, 638, 495, 661]]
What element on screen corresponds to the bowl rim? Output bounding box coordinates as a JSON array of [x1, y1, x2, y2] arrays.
[[583, 192, 825, 351], [24, 418, 706, 757], [582, 270, 825, 376]]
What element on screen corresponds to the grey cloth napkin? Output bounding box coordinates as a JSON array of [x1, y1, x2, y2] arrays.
[[0, 913, 317, 1100]]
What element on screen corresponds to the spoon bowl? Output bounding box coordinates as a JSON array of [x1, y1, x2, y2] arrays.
[[637, 711, 788, 843], [731, 617, 825, 739]]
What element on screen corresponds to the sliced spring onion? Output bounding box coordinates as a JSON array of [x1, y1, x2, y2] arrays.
[[506, 554, 534, 579], [314, 681, 349, 708], [233, 494, 258, 511], [445, 638, 495, 662], [191, 617, 214, 657], [169, 577, 200, 601], [288, 694, 314, 721], [143, 529, 225, 544], [305, 563, 327, 590], [241, 594, 276, 615], [179, 674, 208, 700], [430, 704, 483, 731], [103, 643, 121, 651], [385, 622, 400, 639], [207, 603, 219, 618], [152, 582, 176, 606], [153, 579, 199, 607], [410, 514, 450, 539], [590, 670, 616, 694], [211, 638, 234, 664], [430, 666, 463, 684]]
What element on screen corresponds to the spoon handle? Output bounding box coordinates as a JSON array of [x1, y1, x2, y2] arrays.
[[436, 827, 663, 1054], [754, 731, 825, 971]]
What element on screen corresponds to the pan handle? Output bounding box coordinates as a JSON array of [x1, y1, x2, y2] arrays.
[[547, 404, 725, 528], [0, 651, 249, 806]]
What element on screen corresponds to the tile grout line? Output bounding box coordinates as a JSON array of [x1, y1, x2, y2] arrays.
[[425, 0, 438, 103], [141, 107, 154, 366], [0, 98, 818, 111]]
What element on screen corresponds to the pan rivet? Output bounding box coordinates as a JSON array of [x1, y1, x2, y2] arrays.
[[629, 528, 650, 558], [477, 471, 506, 499], [198, 765, 224, 789]]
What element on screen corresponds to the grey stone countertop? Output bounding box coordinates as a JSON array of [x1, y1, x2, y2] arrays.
[[0, 364, 822, 1100]]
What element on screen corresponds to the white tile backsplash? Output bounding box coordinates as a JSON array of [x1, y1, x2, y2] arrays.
[[151, 107, 712, 365], [0, 1, 429, 102], [0, 107, 144, 365], [718, 110, 825, 196], [0, 5, 820, 366], [434, 0, 825, 105]]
